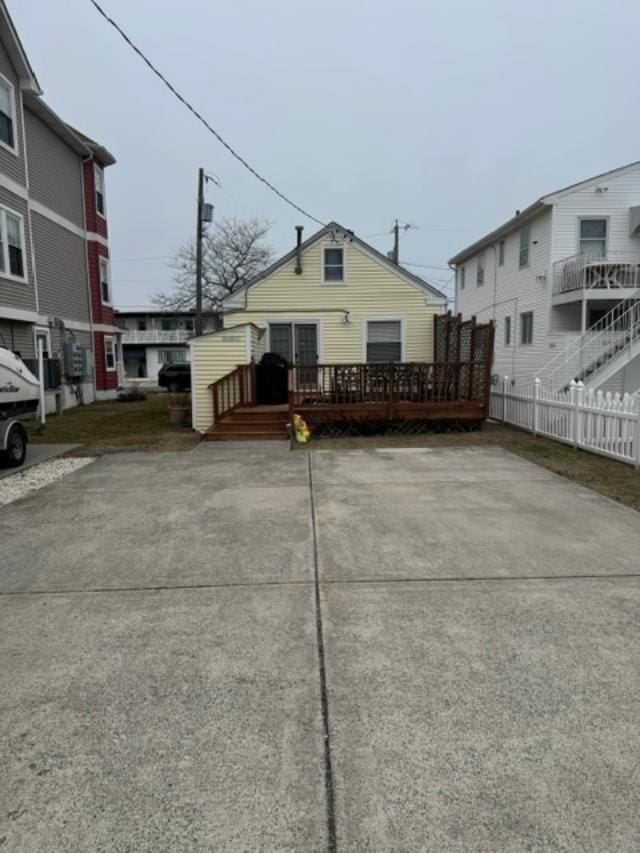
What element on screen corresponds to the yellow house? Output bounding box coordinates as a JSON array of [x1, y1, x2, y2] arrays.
[[190, 222, 448, 434]]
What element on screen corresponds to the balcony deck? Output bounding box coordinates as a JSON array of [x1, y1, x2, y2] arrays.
[[552, 252, 640, 304]]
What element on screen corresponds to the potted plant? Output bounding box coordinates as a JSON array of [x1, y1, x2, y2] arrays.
[[168, 392, 191, 426]]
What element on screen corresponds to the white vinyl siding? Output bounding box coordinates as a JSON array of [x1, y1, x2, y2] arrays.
[[366, 320, 402, 363]]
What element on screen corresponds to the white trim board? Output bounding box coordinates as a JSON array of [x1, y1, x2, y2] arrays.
[[361, 316, 406, 363]]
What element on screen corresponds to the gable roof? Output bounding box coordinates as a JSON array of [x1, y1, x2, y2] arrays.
[[449, 160, 640, 265], [0, 1, 41, 94], [223, 221, 447, 306]]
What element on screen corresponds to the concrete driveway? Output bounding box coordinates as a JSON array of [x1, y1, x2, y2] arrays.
[[1, 443, 639, 852]]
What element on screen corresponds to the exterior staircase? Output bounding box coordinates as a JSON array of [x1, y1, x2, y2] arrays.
[[538, 290, 640, 393], [205, 405, 289, 441]]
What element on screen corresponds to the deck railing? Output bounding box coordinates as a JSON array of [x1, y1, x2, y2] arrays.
[[209, 363, 256, 423], [288, 361, 491, 420], [553, 251, 640, 295]]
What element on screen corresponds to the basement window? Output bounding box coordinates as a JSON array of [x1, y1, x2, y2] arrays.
[[323, 246, 344, 283], [366, 320, 402, 363], [0, 75, 15, 152]]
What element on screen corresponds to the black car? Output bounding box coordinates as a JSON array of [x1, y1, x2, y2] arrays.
[[158, 362, 191, 392]]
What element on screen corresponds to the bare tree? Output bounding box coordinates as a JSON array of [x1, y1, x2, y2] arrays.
[[152, 217, 274, 323]]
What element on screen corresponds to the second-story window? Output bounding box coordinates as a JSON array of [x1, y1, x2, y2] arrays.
[[459, 266, 465, 290], [519, 227, 530, 268], [499, 239, 505, 266], [94, 165, 106, 217], [138, 320, 146, 331], [0, 206, 26, 280], [323, 246, 344, 283], [579, 218, 607, 259], [0, 75, 15, 152], [99, 257, 111, 304], [477, 252, 485, 286], [504, 315, 511, 346]]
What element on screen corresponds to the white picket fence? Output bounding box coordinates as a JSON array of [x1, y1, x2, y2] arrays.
[[490, 377, 640, 468]]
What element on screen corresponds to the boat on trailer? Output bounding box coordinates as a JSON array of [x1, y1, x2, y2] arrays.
[[0, 347, 40, 467]]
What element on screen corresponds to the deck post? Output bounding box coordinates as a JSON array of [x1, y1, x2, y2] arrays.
[[387, 363, 395, 419], [212, 384, 219, 424], [483, 321, 495, 416], [288, 367, 295, 426], [633, 392, 640, 470], [250, 359, 257, 406]]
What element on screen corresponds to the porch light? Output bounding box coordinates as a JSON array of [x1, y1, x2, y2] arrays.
[[342, 311, 351, 324]]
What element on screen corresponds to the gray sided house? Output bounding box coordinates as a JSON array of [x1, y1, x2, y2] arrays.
[[0, 1, 119, 411]]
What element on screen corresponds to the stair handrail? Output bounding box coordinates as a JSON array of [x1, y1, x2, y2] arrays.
[[538, 288, 640, 391], [208, 362, 255, 423]]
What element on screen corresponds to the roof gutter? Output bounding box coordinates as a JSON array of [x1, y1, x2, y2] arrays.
[[448, 199, 547, 266]]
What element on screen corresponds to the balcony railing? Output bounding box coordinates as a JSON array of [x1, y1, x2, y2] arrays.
[[120, 329, 192, 344], [553, 251, 640, 296]]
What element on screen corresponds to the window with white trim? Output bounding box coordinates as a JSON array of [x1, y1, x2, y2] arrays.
[[519, 227, 530, 268], [498, 239, 505, 266], [0, 206, 26, 280], [476, 252, 485, 286], [104, 336, 116, 371], [323, 246, 344, 283], [95, 164, 106, 217], [0, 75, 15, 152], [160, 350, 188, 364], [459, 266, 465, 290], [99, 257, 111, 304], [504, 315, 511, 346], [34, 327, 51, 359], [520, 311, 533, 345], [366, 320, 402, 363], [579, 218, 607, 259]]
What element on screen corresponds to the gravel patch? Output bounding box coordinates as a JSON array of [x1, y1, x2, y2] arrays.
[[0, 457, 95, 508]]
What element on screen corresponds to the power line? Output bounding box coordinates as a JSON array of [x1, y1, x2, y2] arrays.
[[88, 0, 325, 227], [402, 260, 451, 272]]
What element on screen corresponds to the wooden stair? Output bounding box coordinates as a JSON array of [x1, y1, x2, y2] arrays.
[[204, 405, 289, 441]]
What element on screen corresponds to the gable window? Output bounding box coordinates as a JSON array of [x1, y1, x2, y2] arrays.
[[499, 239, 505, 266], [579, 218, 607, 259], [519, 227, 530, 268], [0, 75, 15, 152], [520, 311, 533, 345], [323, 246, 344, 283], [504, 315, 511, 346], [104, 336, 116, 371], [366, 320, 402, 363], [459, 266, 465, 290], [477, 252, 485, 286], [0, 206, 26, 280], [94, 165, 106, 217], [99, 257, 111, 304]]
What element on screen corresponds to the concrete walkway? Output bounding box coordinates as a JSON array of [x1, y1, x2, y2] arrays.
[[1, 443, 639, 851]]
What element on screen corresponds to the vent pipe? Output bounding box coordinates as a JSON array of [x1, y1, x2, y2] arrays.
[[294, 226, 303, 275]]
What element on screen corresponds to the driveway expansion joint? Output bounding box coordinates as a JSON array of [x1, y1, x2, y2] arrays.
[[308, 452, 338, 853]]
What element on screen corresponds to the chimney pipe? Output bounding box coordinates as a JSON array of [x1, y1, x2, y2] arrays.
[[294, 225, 303, 275]]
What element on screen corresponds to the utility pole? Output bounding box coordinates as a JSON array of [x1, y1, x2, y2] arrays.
[[393, 219, 400, 265], [195, 166, 205, 336]]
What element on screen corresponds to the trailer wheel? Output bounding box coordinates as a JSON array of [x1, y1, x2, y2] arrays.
[[1, 423, 27, 468]]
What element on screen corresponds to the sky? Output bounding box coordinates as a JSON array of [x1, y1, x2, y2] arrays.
[[12, 0, 640, 309]]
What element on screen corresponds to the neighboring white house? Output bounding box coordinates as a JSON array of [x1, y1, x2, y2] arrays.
[[450, 161, 640, 394], [116, 310, 203, 383]]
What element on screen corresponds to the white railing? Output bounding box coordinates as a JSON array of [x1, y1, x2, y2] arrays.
[[120, 329, 191, 344], [490, 377, 640, 467], [553, 251, 640, 296], [537, 291, 640, 392]]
